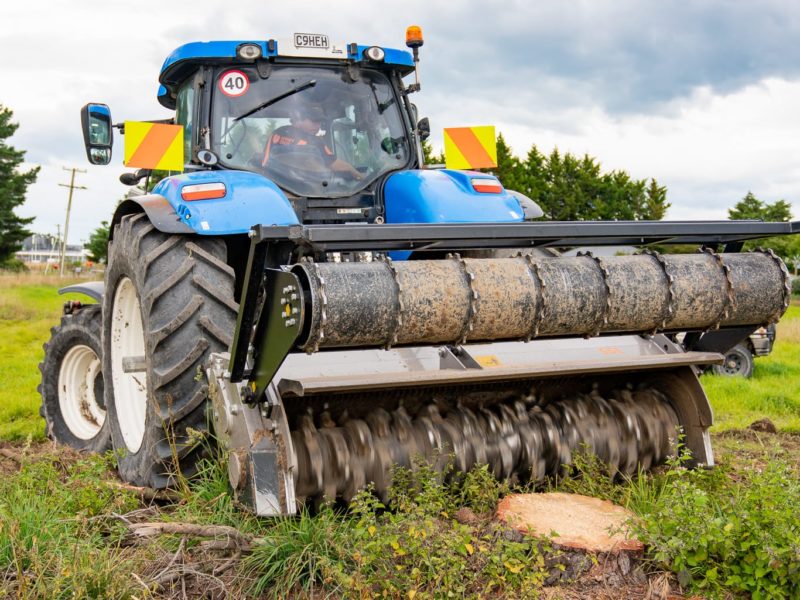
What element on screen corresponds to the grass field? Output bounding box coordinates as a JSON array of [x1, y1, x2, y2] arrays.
[[0, 274, 85, 440], [1, 274, 800, 598]]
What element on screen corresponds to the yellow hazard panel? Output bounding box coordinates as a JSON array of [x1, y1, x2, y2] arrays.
[[475, 355, 502, 368], [443, 125, 497, 170], [124, 121, 184, 171]]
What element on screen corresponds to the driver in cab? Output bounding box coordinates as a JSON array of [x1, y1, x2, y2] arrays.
[[262, 103, 363, 180]]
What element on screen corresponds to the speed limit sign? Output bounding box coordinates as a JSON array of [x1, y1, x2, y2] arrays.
[[219, 70, 250, 97]]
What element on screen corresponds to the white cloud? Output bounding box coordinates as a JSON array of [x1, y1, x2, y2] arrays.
[[4, 0, 800, 245], [425, 78, 800, 219]]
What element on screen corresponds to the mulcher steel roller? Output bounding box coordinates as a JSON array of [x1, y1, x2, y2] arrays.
[[293, 250, 789, 352]]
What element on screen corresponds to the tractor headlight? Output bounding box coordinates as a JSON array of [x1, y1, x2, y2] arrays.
[[237, 43, 262, 60], [363, 46, 385, 62]]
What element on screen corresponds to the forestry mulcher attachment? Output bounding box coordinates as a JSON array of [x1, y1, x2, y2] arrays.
[[62, 28, 798, 516]]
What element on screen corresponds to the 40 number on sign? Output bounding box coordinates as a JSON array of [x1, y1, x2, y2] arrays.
[[219, 70, 249, 98]]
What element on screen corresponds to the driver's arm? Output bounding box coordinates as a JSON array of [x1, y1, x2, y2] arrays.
[[329, 158, 363, 180]]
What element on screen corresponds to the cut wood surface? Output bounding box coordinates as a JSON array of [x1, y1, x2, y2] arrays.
[[497, 492, 643, 553]]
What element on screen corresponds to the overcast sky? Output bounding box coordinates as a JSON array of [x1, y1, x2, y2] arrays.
[[3, 0, 800, 243]]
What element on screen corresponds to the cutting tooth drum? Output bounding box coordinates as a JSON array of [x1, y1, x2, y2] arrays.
[[291, 385, 680, 502]]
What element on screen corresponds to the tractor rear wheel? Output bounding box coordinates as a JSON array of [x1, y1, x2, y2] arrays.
[[103, 213, 237, 488], [38, 304, 110, 452]]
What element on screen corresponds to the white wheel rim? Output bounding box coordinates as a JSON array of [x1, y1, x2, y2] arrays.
[[58, 344, 105, 440], [110, 277, 148, 453]]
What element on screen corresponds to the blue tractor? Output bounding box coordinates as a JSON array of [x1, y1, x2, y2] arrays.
[[43, 28, 796, 514]]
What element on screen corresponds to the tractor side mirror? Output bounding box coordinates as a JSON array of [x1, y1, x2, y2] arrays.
[[417, 117, 430, 141], [80, 103, 113, 165]]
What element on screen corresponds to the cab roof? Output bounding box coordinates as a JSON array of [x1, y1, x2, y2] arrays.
[[157, 39, 415, 109]]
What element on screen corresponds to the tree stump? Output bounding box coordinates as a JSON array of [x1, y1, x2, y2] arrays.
[[497, 492, 644, 586]]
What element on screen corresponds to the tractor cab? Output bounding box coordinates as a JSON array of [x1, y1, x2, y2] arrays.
[[158, 37, 423, 218], [81, 29, 525, 234]]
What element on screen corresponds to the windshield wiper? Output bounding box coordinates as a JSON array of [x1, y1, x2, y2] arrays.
[[368, 81, 394, 114], [233, 79, 317, 122]]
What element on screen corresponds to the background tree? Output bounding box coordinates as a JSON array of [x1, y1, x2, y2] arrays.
[[728, 191, 791, 222], [0, 105, 39, 265], [84, 220, 110, 263], [728, 191, 799, 273], [420, 133, 670, 221], [421, 139, 444, 165], [490, 135, 669, 221]]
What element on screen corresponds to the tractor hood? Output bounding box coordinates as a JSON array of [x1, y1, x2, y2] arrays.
[[383, 169, 525, 225]]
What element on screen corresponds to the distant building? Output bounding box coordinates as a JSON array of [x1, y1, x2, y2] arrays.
[[15, 233, 88, 264]]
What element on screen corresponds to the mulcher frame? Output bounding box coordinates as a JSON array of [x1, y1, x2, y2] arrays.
[[230, 219, 800, 386], [207, 218, 800, 516]]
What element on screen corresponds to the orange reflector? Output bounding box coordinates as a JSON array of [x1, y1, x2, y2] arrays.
[[181, 182, 227, 201], [406, 25, 424, 48], [471, 178, 503, 194]]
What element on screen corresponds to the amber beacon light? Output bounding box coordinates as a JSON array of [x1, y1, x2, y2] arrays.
[[405, 26, 424, 93], [405, 25, 424, 49]]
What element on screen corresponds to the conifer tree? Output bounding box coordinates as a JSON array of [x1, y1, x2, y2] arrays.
[[0, 105, 39, 264]]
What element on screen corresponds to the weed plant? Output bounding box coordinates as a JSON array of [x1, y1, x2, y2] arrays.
[[551, 446, 800, 599], [243, 458, 547, 598]]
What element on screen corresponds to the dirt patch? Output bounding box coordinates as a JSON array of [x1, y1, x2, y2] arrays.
[[712, 430, 800, 471], [748, 418, 777, 433], [0, 440, 86, 470]]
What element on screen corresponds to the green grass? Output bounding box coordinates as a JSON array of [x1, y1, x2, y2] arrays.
[[554, 445, 800, 599], [703, 304, 800, 433], [0, 276, 84, 440]]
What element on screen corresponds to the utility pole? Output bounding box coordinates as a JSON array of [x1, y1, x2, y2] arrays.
[[58, 167, 87, 277]]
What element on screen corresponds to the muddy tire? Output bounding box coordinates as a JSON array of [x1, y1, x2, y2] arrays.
[[38, 304, 110, 452], [103, 213, 237, 488], [711, 344, 755, 378]]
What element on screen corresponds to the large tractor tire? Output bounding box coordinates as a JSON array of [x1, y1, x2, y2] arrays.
[[38, 304, 110, 452], [103, 213, 237, 488]]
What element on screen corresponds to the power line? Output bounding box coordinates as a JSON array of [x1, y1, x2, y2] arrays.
[[57, 167, 87, 277]]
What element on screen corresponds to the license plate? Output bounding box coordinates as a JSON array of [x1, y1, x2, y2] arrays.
[[294, 33, 329, 49]]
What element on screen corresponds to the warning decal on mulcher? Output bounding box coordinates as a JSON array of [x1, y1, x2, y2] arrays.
[[124, 121, 184, 171], [444, 126, 497, 170], [475, 355, 502, 368]]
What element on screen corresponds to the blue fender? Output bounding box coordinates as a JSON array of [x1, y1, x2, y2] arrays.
[[384, 170, 524, 224], [112, 170, 300, 237]]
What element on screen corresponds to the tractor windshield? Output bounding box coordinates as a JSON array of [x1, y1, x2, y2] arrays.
[[211, 65, 411, 198]]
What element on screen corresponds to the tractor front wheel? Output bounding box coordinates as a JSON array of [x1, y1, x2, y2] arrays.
[[103, 213, 237, 488]]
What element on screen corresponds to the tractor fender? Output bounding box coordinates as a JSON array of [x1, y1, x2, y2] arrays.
[[58, 281, 105, 302], [110, 170, 300, 239]]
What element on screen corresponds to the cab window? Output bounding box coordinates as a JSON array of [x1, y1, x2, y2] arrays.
[[175, 80, 195, 162]]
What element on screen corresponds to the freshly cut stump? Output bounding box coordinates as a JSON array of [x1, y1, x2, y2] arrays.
[[497, 492, 642, 552], [497, 493, 644, 585]]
